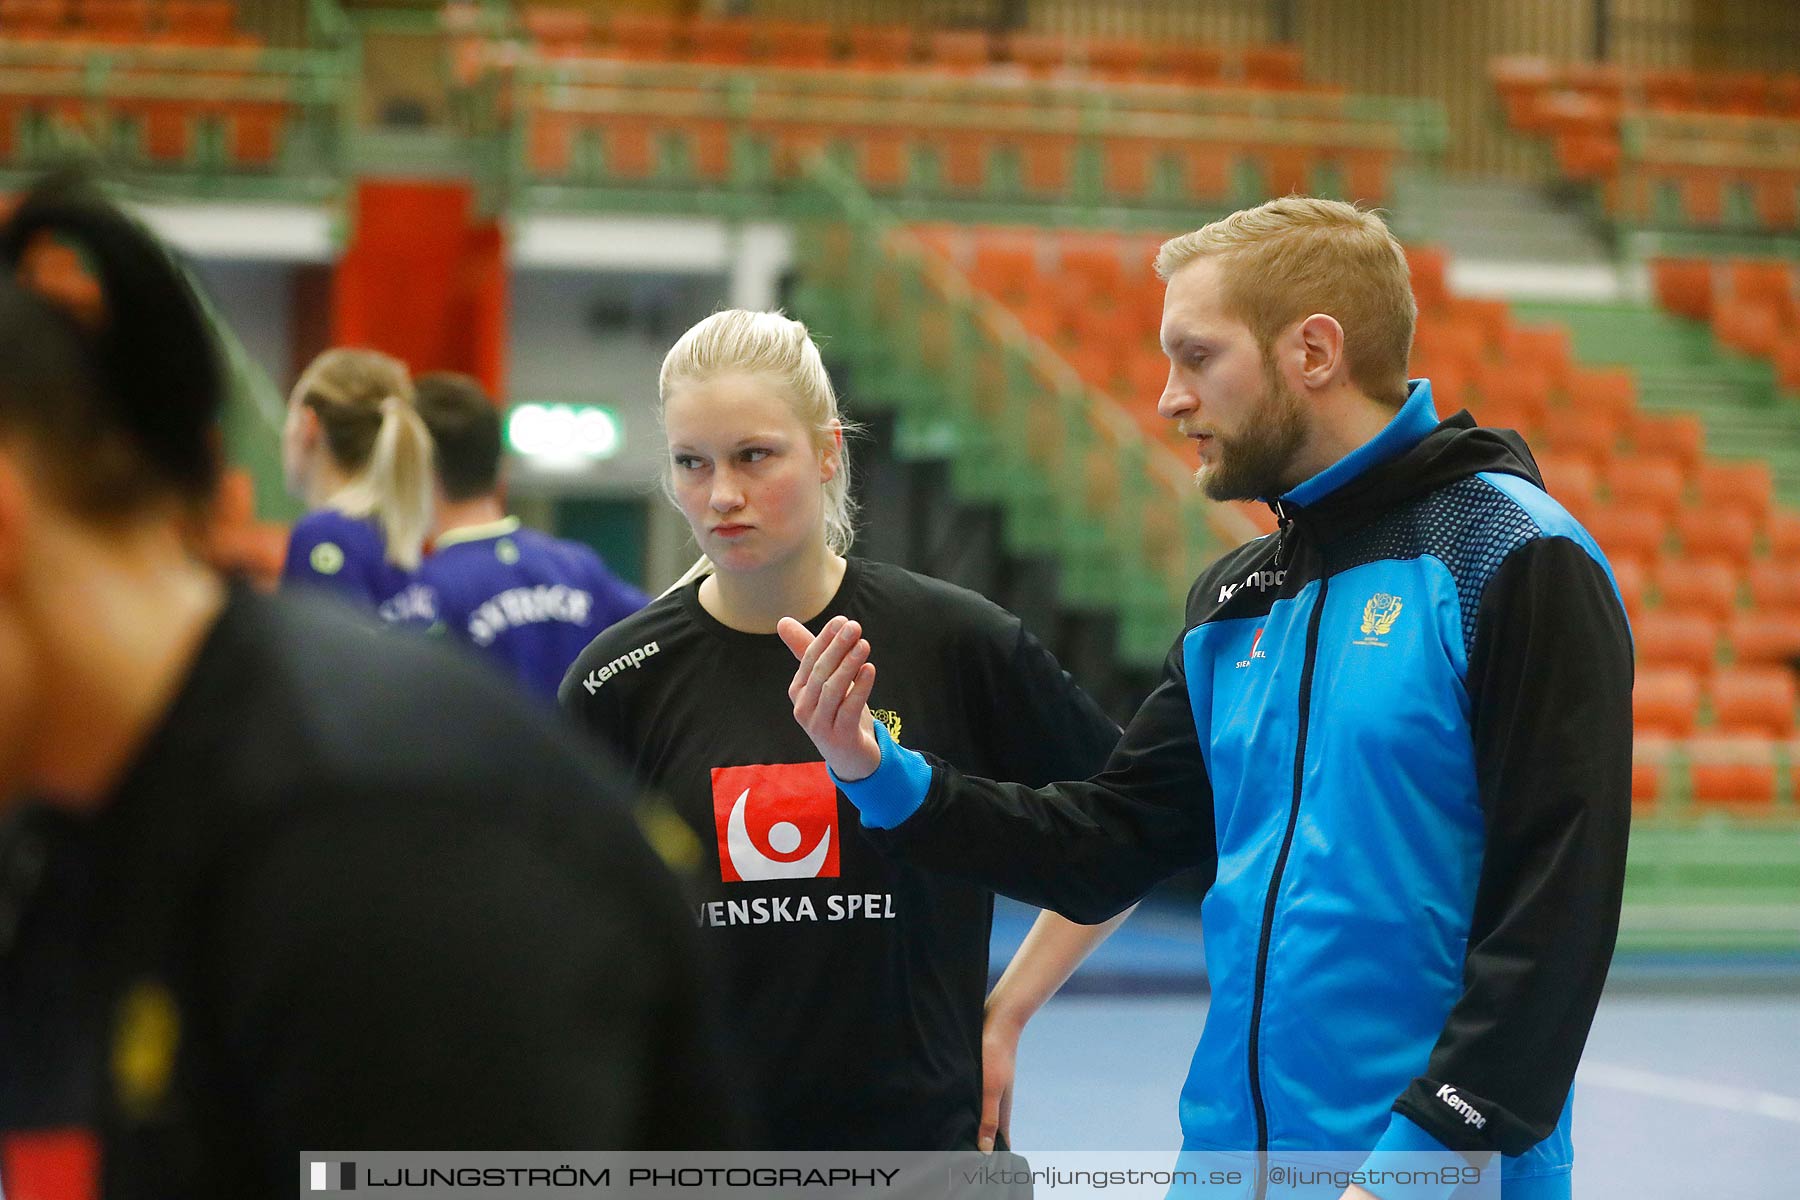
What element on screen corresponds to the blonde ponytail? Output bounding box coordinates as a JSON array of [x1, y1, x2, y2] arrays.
[[291, 348, 433, 570], [659, 554, 714, 599], [332, 397, 433, 570]]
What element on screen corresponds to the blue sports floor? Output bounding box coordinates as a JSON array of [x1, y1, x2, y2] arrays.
[[990, 899, 1800, 1198]]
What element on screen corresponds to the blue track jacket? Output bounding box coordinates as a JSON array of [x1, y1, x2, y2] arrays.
[[838, 383, 1634, 1198]]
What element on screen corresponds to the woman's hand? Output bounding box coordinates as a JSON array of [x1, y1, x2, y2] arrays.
[[777, 615, 882, 782]]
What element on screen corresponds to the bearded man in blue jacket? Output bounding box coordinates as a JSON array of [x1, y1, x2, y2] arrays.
[[779, 197, 1633, 1200]]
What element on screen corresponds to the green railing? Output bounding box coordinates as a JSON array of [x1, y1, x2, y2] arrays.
[[0, 24, 356, 200], [791, 159, 1259, 669], [465, 51, 1444, 237]]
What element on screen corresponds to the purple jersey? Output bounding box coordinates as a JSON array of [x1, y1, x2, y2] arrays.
[[411, 517, 648, 702], [281, 509, 417, 617]]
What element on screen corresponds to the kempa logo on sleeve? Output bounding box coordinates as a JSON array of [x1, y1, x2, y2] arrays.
[[1217, 567, 1287, 604], [578, 641, 659, 694], [1435, 1084, 1488, 1130]]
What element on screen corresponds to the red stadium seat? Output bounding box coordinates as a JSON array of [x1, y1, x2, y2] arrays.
[[1709, 667, 1799, 736], [688, 18, 757, 66], [1161, 45, 1226, 86], [759, 22, 836, 69], [1687, 734, 1779, 809], [1632, 609, 1720, 674], [1653, 555, 1739, 621], [1633, 667, 1702, 736], [1472, 362, 1551, 428]]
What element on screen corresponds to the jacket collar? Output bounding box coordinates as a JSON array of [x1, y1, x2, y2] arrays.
[[1279, 379, 1441, 508]]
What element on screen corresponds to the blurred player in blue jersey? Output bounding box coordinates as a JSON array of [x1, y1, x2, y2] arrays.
[[280, 347, 434, 617], [407, 371, 648, 701]]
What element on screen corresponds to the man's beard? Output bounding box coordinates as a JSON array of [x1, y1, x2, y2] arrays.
[[1197, 359, 1309, 502]]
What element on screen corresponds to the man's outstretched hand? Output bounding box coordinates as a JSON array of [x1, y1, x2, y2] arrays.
[[777, 615, 882, 782]]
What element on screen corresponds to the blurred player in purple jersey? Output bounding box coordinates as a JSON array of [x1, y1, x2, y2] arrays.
[[404, 372, 648, 701], [280, 347, 434, 617]]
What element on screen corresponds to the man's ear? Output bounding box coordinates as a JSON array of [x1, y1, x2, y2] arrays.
[[1296, 313, 1347, 391]]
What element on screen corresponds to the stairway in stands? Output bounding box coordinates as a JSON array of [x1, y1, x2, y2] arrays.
[[1515, 300, 1800, 507]]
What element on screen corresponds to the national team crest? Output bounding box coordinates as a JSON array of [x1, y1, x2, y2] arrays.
[[1356, 593, 1404, 647]]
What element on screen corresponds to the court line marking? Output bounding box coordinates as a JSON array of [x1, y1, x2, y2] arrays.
[[1578, 1062, 1800, 1124]]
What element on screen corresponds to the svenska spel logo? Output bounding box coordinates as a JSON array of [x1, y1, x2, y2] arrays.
[[711, 762, 840, 883]]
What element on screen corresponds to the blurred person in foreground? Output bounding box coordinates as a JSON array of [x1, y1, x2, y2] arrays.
[[781, 198, 1632, 1200], [0, 178, 735, 1196], [399, 371, 647, 702]]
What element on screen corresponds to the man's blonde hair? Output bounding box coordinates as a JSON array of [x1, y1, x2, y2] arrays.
[[1155, 197, 1416, 408]]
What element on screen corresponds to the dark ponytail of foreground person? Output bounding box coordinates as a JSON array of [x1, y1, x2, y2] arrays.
[[0, 172, 225, 520]]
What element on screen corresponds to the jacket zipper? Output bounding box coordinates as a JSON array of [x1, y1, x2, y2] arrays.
[[1272, 500, 1292, 569], [1246, 564, 1328, 1185]]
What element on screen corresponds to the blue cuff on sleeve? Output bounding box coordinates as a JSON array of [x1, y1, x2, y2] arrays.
[[1356, 1113, 1468, 1200], [830, 720, 932, 830]]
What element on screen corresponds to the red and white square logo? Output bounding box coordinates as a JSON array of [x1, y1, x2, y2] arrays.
[[711, 762, 840, 883]]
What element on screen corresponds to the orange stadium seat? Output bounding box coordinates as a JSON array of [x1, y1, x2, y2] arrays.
[[1586, 507, 1668, 563], [1502, 325, 1574, 387], [1633, 667, 1702, 736], [1243, 45, 1304, 89], [924, 30, 990, 74], [1725, 611, 1800, 669], [1706, 672, 1792, 737], [1632, 609, 1720, 674], [1728, 260, 1798, 317], [1713, 298, 1781, 358], [1630, 411, 1703, 475], [1747, 561, 1800, 612], [845, 26, 914, 71], [1004, 32, 1076, 78], [1604, 454, 1686, 516], [688, 18, 757, 66], [1768, 513, 1800, 559], [759, 22, 835, 69], [1567, 366, 1638, 424], [1631, 736, 1672, 809], [74, 0, 151, 41], [1687, 734, 1779, 809], [1610, 555, 1647, 619], [607, 12, 680, 61], [1534, 452, 1601, 516], [523, 7, 595, 57], [1651, 259, 1714, 320], [1675, 506, 1759, 566], [1084, 38, 1149, 82], [1404, 245, 1449, 310], [1540, 406, 1624, 466], [1750, 171, 1799, 229], [1654, 555, 1740, 621], [1694, 460, 1774, 527], [160, 0, 237, 45], [1161, 46, 1226, 86], [1472, 362, 1552, 428]]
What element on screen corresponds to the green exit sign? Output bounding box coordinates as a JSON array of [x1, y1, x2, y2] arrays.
[[506, 403, 622, 464]]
